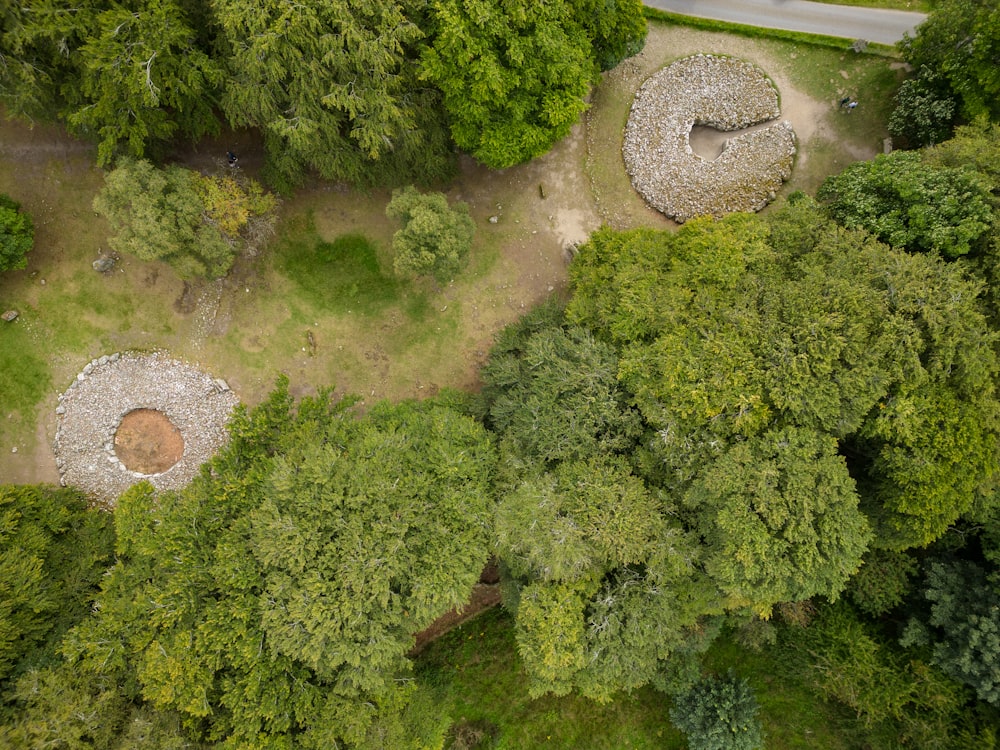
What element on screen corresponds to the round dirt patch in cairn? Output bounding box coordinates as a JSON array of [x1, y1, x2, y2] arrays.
[[114, 409, 185, 474], [622, 54, 797, 222], [54, 352, 239, 508]]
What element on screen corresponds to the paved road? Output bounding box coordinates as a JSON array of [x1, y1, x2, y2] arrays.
[[645, 0, 927, 45]]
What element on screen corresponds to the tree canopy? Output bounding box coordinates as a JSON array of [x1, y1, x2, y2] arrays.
[[817, 150, 994, 258], [420, 0, 597, 168], [60, 382, 496, 748], [899, 0, 1000, 124], [386, 186, 475, 282], [93, 158, 276, 278], [567, 203, 1000, 551]]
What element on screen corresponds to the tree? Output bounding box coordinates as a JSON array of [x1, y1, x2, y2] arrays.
[[0, 194, 34, 272], [494, 455, 717, 701], [899, 0, 1000, 123], [568, 0, 646, 71], [902, 560, 1000, 706], [0, 485, 113, 685], [566, 206, 1000, 553], [420, 0, 596, 168], [684, 427, 871, 614], [65, 1, 223, 166], [791, 601, 973, 748], [385, 186, 475, 282], [888, 66, 957, 148], [481, 299, 642, 467], [62, 382, 496, 748], [847, 548, 918, 617], [93, 158, 275, 278], [818, 150, 994, 258], [212, 0, 453, 191], [669, 674, 763, 750]]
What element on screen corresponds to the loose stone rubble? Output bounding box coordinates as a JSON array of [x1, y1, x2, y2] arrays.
[[623, 54, 797, 222], [53, 352, 239, 508]]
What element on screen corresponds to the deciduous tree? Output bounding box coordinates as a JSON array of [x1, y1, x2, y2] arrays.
[[63, 382, 496, 748], [818, 150, 993, 258], [93, 158, 275, 278], [421, 0, 596, 168], [900, 0, 1000, 123]]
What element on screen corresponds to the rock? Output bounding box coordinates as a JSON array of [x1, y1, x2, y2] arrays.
[[98, 355, 109, 366], [1, 310, 17, 322], [56, 405, 65, 415], [93, 256, 116, 273], [489, 216, 499, 224], [214, 378, 230, 392]]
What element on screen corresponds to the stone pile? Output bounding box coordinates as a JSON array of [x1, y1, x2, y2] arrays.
[[623, 54, 797, 222], [53, 351, 239, 508]]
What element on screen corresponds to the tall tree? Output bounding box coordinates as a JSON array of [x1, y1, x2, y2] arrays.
[[684, 426, 870, 614], [818, 150, 994, 258], [421, 0, 596, 168], [212, 0, 453, 191], [496, 457, 715, 701], [0, 485, 113, 687], [567, 0, 646, 72], [481, 300, 642, 468], [62, 382, 495, 748], [899, 0, 1000, 123], [66, 1, 223, 166], [567, 205, 1000, 553]]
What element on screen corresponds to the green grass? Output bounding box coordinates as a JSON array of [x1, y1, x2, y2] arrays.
[[0, 320, 50, 439], [807, 0, 934, 11], [415, 609, 871, 749], [643, 8, 900, 57], [277, 224, 408, 316], [415, 608, 683, 749], [703, 633, 865, 749]]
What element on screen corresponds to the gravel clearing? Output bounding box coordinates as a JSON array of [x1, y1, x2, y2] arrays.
[[53, 352, 239, 507], [623, 54, 797, 222]]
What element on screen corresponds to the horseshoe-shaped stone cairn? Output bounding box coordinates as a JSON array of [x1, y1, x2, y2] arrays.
[[623, 54, 797, 222]]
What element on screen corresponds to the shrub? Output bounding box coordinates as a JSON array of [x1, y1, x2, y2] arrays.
[[0, 194, 34, 272], [386, 186, 475, 283], [669, 673, 763, 750]]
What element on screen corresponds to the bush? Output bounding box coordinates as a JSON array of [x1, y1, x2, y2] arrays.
[[0, 194, 34, 272], [94, 158, 276, 278], [669, 673, 763, 750], [386, 186, 475, 283]]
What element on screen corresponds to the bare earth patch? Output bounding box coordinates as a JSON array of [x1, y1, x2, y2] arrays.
[[114, 409, 185, 474]]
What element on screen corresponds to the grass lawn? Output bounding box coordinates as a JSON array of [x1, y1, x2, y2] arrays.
[[807, 0, 934, 12]]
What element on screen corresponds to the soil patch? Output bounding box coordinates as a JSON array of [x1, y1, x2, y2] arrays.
[[114, 408, 184, 474]]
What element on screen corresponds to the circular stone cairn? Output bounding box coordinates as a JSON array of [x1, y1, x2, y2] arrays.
[[623, 54, 797, 222], [54, 352, 239, 508]]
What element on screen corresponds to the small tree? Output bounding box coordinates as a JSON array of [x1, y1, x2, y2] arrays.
[[0, 194, 34, 272], [386, 186, 475, 283], [94, 158, 276, 278], [669, 673, 763, 750]]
